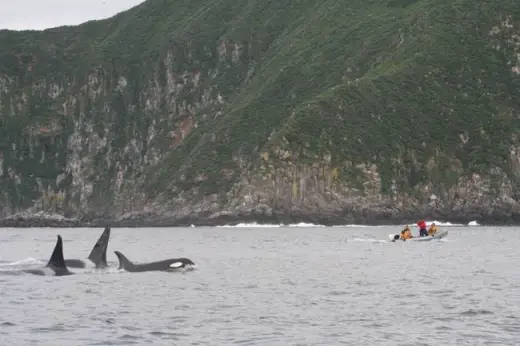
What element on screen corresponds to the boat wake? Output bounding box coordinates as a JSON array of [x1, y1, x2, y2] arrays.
[[347, 238, 389, 243]]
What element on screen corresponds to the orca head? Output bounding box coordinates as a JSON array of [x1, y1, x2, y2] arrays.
[[169, 258, 196, 271], [178, 257, 195, 265], [169, 262, 184, 268]]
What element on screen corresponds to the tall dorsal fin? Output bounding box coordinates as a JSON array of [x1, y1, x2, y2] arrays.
[[46, 235, 66, 269], [87, 227, 111, 267]]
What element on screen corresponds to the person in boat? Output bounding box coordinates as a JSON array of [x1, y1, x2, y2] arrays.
[[400, 225, 413, 240], [417, 219, 428, 237], [428, 223, 438, 236]]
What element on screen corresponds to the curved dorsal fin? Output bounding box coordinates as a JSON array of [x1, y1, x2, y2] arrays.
[[114, 251, 134, 270]]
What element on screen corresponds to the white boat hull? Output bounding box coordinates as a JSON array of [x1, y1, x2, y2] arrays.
[[388, 229, 448, 242]]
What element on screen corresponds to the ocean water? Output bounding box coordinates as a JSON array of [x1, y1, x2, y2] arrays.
[[0, 225, 519, 346]]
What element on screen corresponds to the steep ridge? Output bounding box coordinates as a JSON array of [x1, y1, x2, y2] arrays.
[[1, 0, 520, 226]]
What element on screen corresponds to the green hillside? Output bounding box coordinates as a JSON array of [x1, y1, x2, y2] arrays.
[[1, 0, 520, 225]]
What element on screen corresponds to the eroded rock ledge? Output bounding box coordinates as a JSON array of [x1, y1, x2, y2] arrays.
[[1, 206, 518, 228]]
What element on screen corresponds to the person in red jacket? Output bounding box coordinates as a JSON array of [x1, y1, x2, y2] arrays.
[[417, 219, 428, 237]]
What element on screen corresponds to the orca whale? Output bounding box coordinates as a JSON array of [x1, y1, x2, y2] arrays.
[[64, 227, 111, 269], [114, 251, 195, 273], [23, 235, 73, 276]]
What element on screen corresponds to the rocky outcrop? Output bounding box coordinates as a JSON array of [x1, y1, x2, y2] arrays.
[[1, 1, 520, 227]]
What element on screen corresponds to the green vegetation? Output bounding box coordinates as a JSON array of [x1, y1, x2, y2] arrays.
[[1, 0, 520, 215]]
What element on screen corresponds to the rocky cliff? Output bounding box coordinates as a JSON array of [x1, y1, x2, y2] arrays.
[[1, 0, 520, 227]]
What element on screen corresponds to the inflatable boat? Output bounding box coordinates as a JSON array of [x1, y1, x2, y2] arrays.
[[388, 229, 448, 242]]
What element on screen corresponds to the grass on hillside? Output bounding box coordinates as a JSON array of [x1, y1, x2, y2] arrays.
[[1, 0, 520, 209]]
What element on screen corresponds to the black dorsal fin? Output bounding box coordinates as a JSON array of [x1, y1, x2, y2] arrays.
[[46, 235, 66, 269], [114, 251, 134, 270], [87, 227, 111, 267]]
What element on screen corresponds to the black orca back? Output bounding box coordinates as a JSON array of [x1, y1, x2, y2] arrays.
[[114, 251, 195, 273]]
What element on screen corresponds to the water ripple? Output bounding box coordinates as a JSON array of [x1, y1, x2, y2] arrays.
[[0, 226, 519, 345]]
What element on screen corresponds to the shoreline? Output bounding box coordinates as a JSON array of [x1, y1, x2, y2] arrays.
[[0, 211, 514, 228]]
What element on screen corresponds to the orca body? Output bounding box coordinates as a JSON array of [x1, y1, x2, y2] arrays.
[[64, 227, 111, 269], [114, 251, 195, 273], [23, 235, 73, 276]]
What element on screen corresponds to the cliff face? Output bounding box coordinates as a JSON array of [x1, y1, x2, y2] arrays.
[[1, 0, 520, 226]]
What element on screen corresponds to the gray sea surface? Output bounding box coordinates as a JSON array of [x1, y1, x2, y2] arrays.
[[0, 225, 519, 345]]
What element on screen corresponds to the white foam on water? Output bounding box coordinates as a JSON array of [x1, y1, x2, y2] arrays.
[[0, 257, 43, 267], [216, 223, 283, 228], [213, 221, 469, 228], [424, 220, 464, 227], [181, 264, 196, 272], [348, 238, 389, 243], [334, 224, 377, 227], [217, 222, 382, 228], [288, 222, 326, 228]]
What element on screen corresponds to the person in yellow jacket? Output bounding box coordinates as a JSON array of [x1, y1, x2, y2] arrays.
[[400, 225, 413, 240], [427, 223, 438, 236]]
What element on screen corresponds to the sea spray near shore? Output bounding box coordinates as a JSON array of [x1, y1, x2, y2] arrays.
[[0, 212, 479, 228]]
